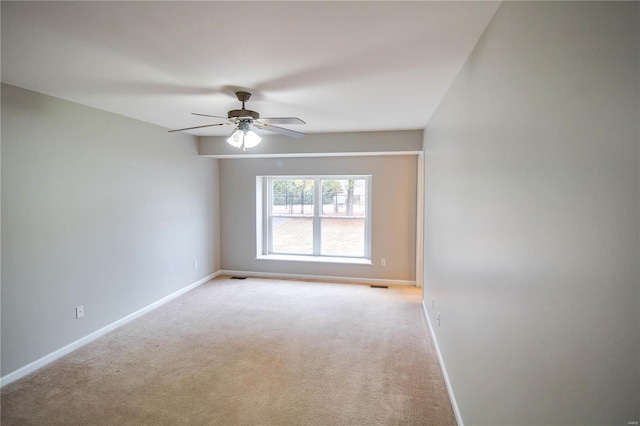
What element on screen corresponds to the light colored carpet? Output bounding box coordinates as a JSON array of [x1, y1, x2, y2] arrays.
[[1, 276, 456, 425]]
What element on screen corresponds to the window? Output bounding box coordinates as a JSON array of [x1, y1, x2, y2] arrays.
[[258, 176, 371, 263]]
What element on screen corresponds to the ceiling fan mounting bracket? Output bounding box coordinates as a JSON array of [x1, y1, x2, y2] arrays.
[[235, 91, 252, 103]]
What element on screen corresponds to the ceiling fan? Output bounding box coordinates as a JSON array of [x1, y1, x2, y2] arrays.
[[168, 91, 306, 150]]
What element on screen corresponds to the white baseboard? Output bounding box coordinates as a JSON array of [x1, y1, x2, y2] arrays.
[[0, 272, 220, 388], [421, 301, 464, 425], [220, 270, 416, 286]]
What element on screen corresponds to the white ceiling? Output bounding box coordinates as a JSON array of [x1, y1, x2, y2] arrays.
[[1, 1, 500, 137]]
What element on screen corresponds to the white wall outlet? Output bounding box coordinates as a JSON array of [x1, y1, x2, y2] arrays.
[[193, 260, 198, 270], [380, 258, 386, 267], [76, 305, 84, 319], [437, 312, 441, 326]]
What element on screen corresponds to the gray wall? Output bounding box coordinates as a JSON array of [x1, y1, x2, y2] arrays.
[[220, 155, 417, 281], [422, 2, 639, 424], [1, 84, 220, 376]]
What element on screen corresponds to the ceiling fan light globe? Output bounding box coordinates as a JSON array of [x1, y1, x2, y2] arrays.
[[226, 128, 262, 150], [243, 130, 262, 148], [226, 129, 244, 148]]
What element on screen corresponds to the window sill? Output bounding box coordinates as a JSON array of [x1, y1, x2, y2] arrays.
[[256, 254, 372, 265]]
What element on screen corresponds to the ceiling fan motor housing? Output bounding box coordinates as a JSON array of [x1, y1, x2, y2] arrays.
[[228, 109, 260, 120]]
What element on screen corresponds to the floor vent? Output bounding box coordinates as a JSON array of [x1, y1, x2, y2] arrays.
[[370, 285, 388, 289], [231, 276, 247, 280]]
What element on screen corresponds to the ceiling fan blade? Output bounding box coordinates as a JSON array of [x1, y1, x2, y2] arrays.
[[191, 113, 229, 120], [260, 124, 306, 139], [168, 123, 229, 133], [258, 117, 306, 125]]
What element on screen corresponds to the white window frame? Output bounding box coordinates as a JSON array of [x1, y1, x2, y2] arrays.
[[257, 175, 372, 264]]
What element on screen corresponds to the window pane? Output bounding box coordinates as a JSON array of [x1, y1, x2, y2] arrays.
[[272, 217, 313, 255], [272, 179, 314, 215], [320, 218, 365, 257], [321, 179, 366, 217], [266, 176, 369, 259]]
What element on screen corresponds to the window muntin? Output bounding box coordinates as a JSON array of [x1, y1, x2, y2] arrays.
[[266, 176, 371, 260]]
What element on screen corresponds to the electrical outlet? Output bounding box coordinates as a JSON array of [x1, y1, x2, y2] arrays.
[[193, 260, 198, 270], [76, 305, 84, 319], [380, 258, 386, 267], [437, 312, 441, 327]]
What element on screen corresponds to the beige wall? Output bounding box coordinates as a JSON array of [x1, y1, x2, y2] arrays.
[[422, 2, 639, 424], [1, 84, 221, 377], [219, 154, 417, 282]]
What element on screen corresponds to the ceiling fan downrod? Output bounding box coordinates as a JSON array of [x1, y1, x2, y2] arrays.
[[228, 91, 259, 120]]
